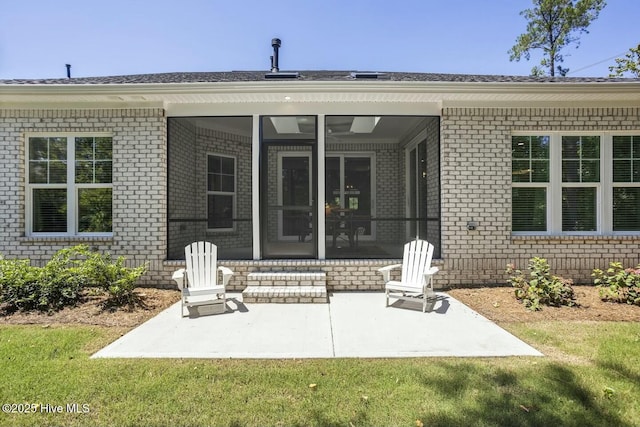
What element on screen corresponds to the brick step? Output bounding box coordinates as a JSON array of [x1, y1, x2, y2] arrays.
[[243, 271, 327, 303], [242, 285, 327, 303], [246, 271, 326, 287]]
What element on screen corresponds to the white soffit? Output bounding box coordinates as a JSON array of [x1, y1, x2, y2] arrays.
[[1, 81, 639, 108]]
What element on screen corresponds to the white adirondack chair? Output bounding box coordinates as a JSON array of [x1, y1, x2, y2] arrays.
[[171, 241, 234, 317], [378, 239, 439, 312]]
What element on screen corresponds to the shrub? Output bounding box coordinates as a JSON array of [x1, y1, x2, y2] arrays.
[[0, 258, 41, 311], [0, 245, 148, 312], [592, 262, 640, 306], [38, 246, 92, 309], [82, 251, 148, 307], [506, 257, 576, 311], [0, 246, 89, 311]]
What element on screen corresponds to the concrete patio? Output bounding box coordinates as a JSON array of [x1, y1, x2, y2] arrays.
[[92, 292, 542, 359]]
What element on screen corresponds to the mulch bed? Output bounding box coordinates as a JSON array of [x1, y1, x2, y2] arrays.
[[2, 286, 638, 328], [0, 288, 180, 328], [447, 285, 640, 323]]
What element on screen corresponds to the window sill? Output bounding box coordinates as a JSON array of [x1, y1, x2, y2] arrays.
[[511, 234, 640, 243], [20, 235, 114, 243]]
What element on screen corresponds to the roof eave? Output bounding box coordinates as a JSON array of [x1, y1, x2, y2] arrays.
[[1, 79, 639, 107]]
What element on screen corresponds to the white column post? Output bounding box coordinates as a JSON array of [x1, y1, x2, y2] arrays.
[[317, 114, 326, 259], [252, 115, 261, 260]]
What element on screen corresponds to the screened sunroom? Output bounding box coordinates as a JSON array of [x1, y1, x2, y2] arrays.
[[167, 115, 440, 261]]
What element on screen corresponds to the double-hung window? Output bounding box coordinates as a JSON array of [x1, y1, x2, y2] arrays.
[[612, 135, 640, 231], [512, 133, 640, 234], [561, 136, 600, 232], [27, 135, 113, 235], [511, 136, 550, 232], [207, 154, 235, 231]]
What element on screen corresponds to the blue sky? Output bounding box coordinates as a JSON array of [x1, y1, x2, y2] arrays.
[[0, 0, 638, 79]]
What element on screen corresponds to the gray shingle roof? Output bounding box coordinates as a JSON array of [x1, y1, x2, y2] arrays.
[[1, 70, 637, 85]]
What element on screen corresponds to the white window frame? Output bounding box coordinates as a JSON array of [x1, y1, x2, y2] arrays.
[[206, 153, 236, 232], [25, 133, 113, 237], [611, 133, 640, 232], [512, 131, 640, 236], [556, 133, 603, 235]]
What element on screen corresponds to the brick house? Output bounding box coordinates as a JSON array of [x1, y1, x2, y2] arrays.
[[1, 70, 639, 292]]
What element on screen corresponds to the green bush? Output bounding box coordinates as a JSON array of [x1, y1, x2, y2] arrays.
[[82, 251, 148, 307], [37, 246, 90, 309], [0, 245, 147, 312], [506, 257, 576, 311], [0, 246, 89, 311], [0, 258, 41, 310], [592, 262, 640, 306]]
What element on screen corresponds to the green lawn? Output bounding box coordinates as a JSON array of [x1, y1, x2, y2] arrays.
[[1, 322, 639, 427]]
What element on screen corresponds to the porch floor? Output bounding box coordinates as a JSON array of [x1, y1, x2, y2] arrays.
[[92, 292, 541, 358]]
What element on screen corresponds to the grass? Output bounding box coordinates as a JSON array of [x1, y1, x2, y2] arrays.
[[1, 322, 639, 426]]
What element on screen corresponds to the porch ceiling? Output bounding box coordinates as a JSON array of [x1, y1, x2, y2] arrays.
[[182, 115, 429, 143]]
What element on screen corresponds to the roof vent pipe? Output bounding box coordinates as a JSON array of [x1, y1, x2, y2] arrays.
[[65, 64, 71, 79], [270, 38, 281, 73]]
